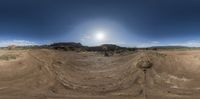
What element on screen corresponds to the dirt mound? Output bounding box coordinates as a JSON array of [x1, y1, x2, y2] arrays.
[[0, 49, 200, 98], [139, 51, 200, 96]]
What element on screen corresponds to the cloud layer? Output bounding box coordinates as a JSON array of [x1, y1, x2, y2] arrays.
[[102, 40, 200, 48], [136, 40, 200, 48], [168, 40, 200, 47], [0, 40, 38, 47]]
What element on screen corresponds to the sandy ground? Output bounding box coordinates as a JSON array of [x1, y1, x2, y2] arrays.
[[0, 49, 200, 99]]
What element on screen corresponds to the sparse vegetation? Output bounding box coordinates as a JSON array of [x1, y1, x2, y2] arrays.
[[0, 54, 17, 61]]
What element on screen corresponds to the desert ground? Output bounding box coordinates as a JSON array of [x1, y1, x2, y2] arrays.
[[0, 49, 200, 99]]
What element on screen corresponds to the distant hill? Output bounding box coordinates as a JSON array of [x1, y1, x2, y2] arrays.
[[50, 42, 84, 51], [151, 46, 189, 48], [49, 42, 200, 51], [86, 44, 122, 51], [51, 42, 83, 48], [2, 42, 200, 51], [150, 46, 190, 49], [49, 42, 136, 52]]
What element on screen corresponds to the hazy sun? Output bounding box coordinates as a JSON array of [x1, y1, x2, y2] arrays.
[[95, 31, 105, 41]]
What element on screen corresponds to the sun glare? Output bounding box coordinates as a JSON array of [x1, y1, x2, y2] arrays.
[[95, 31, 105, 41]]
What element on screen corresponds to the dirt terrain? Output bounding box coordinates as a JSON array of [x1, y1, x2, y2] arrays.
[[0, 49, 200, 99]]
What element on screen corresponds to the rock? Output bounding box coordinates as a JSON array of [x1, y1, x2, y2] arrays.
[[136, 60, 152, 70]]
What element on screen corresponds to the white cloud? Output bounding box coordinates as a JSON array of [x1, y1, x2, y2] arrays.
[[169, 40, 200, 47], [0, 40, 39, 47], [135, 40, 200, 47], [134, 41, 161, 48]]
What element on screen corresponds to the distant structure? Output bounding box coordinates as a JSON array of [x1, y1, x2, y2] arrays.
[[8, 45, 17, 50]]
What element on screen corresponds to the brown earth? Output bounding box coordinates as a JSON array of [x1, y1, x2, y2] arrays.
[[0, 49, 200, 99]]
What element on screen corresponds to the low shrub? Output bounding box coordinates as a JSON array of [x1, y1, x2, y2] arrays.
[[0, 54, 17, 61]]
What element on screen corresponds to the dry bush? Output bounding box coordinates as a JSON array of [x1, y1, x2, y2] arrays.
[[0, 54, 17, 61]]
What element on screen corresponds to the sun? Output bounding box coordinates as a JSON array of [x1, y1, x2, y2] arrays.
[[95, 31, 106, 41]]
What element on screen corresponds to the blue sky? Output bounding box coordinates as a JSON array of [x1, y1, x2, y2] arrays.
[[0, 0, 200, 47]]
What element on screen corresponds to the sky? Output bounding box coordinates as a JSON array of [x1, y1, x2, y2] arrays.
[[0, 0, 200, 47]]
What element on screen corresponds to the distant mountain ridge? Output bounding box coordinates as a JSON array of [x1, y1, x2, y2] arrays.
[[150, 46, 189, 48], [1, 42, 200, 51], [50, 42, 126, 51]]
